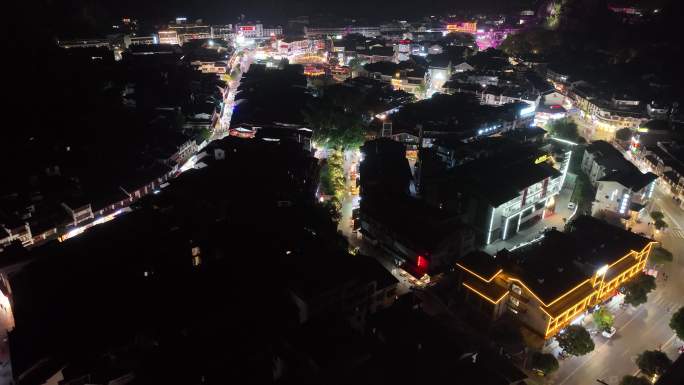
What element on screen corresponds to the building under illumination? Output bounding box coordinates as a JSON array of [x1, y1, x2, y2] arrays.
[[157, 30, 180, 45], [582, 141, 657, 217], [424, 139, 572, 246], [456, 215, 654, 341], [303, 25, 381, 38]]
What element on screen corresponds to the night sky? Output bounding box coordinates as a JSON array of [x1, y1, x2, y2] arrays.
[[20, 0, 536, 36]]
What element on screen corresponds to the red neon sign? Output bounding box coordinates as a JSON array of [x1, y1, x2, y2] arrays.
[[417, 255, 428, 269], [240, 26, 256, 31]]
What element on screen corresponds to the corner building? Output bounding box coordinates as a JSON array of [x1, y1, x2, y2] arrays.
[[456, 216, 654, 340]]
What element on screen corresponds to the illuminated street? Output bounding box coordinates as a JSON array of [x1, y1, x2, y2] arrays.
[[544, 185, 684, 385], [547, 252, 682, 385]]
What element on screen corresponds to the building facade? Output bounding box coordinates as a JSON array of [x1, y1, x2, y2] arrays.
[[457, 217, 654, 339]]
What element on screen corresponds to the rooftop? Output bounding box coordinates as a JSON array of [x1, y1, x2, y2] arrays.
[[449, 147, 560, 206], [458, 216, 652, 312]]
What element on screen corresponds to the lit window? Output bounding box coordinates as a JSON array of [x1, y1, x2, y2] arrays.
[[511, 284, 522, 295]]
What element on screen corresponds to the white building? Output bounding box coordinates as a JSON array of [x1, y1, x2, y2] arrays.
[[157, 30, 179, 45], [582, 141, 657, 217]]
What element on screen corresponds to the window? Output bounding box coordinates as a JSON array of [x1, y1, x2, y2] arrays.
[[509, 297, 520, 307], [511, 284, 522, 295]]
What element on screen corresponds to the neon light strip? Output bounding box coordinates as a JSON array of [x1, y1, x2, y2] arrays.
[[560, 150, 572, 189], [456, 264, 503, 283], [550, 137, 577, 146], [502, 215, 511, 240], [486, 207, 495, 245], [462, 282, 507, 305]]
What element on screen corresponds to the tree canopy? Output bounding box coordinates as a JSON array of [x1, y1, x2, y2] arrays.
[[320, 150, 346, 204], [650, 211, 669, 230], [531, 352, 559, 375], [545, 118, 582, 143], [499, 27, 562, 57], [304, 98, 366, 150], [557, 325, 595, 356], [623, 273, 656, 307], [441, 32, 476, 47], [615, 127, 633, 142], [593, 307, 614, 331], [670, 307, 684, 340], [636, 350, 672, 377]]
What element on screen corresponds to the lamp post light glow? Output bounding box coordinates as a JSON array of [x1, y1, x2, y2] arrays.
[[596, 264, 609, 276]]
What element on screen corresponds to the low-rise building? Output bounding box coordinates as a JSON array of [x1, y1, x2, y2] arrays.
[[582, 140, 658, 217], [570, 82, 648, 137], [287, 253, 398, 326], [360, 195, 476, 275], [642, 142, 684, 198], [456, 216, 654, 340], [304, 25, 381, 38], [157, 30, 180, 45], [57, 38, 110, 49]]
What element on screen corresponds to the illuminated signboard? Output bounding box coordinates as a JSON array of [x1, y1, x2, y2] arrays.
[[535, 155, 550, 164], [240, 26, 256, 31], [520, 104, 536, 116], [446, 22, 477, 34]]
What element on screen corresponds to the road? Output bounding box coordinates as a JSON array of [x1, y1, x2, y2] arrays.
[[215, 49, 252, 140], [548, 184, 684, 385]]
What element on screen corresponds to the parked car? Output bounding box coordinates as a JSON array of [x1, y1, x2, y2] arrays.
[[567, 202, 576, 210], [601, 326, 617, 338]]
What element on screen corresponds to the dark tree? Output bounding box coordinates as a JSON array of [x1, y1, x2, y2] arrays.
[[650, 211, 669, 230], [636, 350, 672, 377], [530, 352, 559, 375], [615, 128, 633, 142], [441, 32, 476, 47], [623, 273, 656, 307], [545, 118, 581, 142], [670, 307, 684, 340], [556, 325, 594, 356]]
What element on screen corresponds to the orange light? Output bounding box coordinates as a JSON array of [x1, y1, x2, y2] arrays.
[[456, 263, 502, 283], [462, 282, 507, 305]]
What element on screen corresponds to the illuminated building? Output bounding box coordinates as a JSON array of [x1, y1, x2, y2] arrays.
[[362, 61, 426, 97], [534, 104, 566, 127], [303, 65, 325, 77], [395, 39, 412, 62], [570, 83, 648, 137], [276, 37, 319, 57], [157, 30, 179, 45], [427, 141, 571, 245], [581, 140, 657, 210], [130, 35, 157, 46], [57, 38, 110, 49], [210, 24, 234, 40], [457, 215, 655, 340], [642, 142, 684, 199], [236, 24, 264, 39], [303, 25, 381, 38], [445, 22, 478, 34]]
